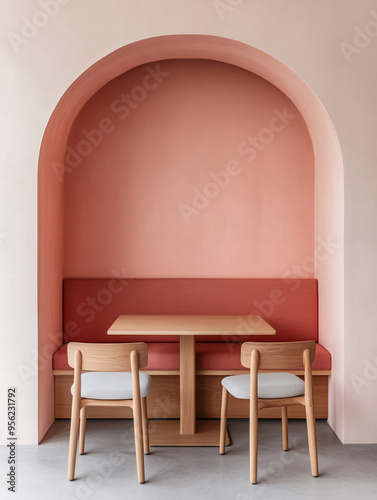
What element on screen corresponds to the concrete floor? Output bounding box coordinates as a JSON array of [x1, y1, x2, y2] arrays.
[[1, 419, 376, 500]]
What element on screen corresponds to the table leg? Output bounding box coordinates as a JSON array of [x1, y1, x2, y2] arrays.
[[180, 335, 196, 435], [149, 334, 230, 446]]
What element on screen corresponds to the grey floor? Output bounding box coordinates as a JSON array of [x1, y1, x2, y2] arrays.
[[1, 419, 376, 500]]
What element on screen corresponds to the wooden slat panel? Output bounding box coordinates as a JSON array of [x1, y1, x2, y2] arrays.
[[54, 369, 331, 376], [198, 375, 328, 419], [55, 374, 328, 419]]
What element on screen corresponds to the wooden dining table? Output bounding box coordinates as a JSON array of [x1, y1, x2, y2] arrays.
[[107, 314, 276, 446]]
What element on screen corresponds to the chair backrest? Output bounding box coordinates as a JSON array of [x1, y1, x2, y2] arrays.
[[241, 341, 316, 370], [67, 342, 148, 371]]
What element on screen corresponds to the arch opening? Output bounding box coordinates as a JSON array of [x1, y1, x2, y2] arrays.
[[38, 35, 344, 441]]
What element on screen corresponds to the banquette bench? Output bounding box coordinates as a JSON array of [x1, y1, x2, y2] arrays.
[[53, 278, 331, 419]]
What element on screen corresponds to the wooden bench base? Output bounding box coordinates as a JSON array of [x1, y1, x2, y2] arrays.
[[54, 372, 329, 419]]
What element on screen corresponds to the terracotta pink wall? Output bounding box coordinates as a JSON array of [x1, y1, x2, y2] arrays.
[[38, 141, 64, 441], [64, 59, 314, 278]]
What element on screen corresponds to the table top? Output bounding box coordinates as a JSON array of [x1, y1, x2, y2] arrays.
[[107, 314, 276, 336]]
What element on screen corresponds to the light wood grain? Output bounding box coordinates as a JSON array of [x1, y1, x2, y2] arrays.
[[141, 398, 150, 455], [54, 369, 332, 376], [304, 348, 318, 477], [106, 314, 275, 444], [68, 350, 82, 481], [67, 342, 148, 371], [180, 335, 196, 435], [220, 341, 319, 484], [241, 341, 316, 369], [55, 373, 329, 419], [107, 314, 276, 336], [131, 350, 144, 484], [79, 407, 86, 455], [281, 406, 288, 451], [148, 420, 230, 447], [67, 343, 149, 483], [249, 349, 259, 484], [219, 386, 228, 454]]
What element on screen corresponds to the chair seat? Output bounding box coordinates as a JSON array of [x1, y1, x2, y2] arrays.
[[71, 372, 152, 400], [222, 372, 305, 399]]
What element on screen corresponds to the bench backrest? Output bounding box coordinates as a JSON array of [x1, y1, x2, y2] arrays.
[[63, 278, 318, 343]]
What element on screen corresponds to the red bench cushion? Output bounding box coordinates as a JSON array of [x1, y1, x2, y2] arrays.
[[53, 342, 331, 371], [63, 278, 318, 343]]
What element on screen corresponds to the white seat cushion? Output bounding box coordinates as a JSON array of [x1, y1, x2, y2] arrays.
[[221, 372, 305, 399], [71, 372, 152, 400]]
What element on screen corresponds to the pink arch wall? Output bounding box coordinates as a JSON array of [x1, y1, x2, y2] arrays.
[[64, 58, 314, 278], [38, 35, 344, 441]]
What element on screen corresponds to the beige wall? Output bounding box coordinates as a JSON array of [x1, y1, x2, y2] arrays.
[[1, 0, 376, 444]]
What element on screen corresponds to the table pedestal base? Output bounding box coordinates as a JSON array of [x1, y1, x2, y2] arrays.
[[149, 420, 230, 447]]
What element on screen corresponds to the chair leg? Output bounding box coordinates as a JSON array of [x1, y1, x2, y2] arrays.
[[133, 397, 145, 483], [250, 399, 258, 484], [79, 407, 87, 455], [68, 398, 80, 480], [305, 402, 319, 477], [281, 406, 288, 451], [219, 386, 229, 455], [141, 398, 150, 455]]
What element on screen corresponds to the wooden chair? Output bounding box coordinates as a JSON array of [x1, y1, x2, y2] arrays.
[[67, 342, 151, 483], [219, 341, 318, 484]]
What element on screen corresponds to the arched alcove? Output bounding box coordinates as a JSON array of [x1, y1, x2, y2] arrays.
[[38, 35, 344, 441], [64, 58, 314, 278]]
